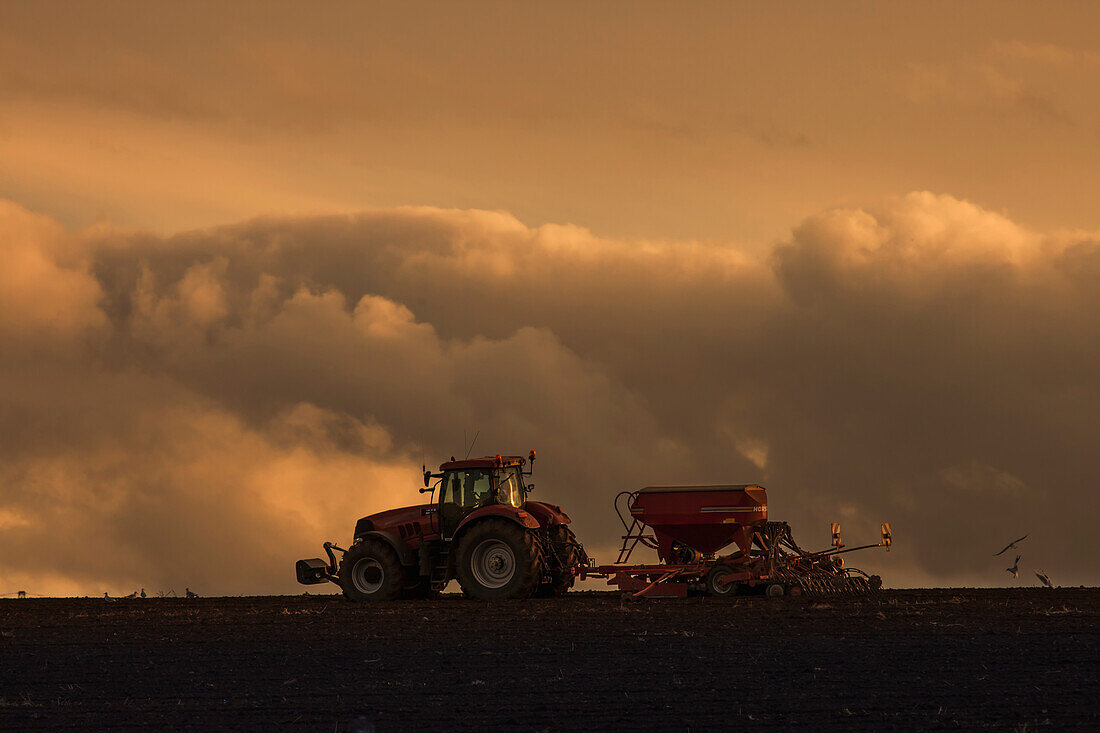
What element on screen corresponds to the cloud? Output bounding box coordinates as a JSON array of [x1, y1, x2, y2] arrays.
[[0, 373, 420, 595], [990, 40, 1100, 70], [1, 193, 1098, 594], [901, 39, 1095, 125], [0, 201, 107, 345]]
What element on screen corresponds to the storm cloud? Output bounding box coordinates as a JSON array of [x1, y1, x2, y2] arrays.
[[1, 192, 1097, 594]]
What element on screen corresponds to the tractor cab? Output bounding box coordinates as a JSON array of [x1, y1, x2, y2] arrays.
[[433, 454, 531, 538]]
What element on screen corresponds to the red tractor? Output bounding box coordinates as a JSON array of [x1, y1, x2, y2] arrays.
[[296, 451, 588, 600]]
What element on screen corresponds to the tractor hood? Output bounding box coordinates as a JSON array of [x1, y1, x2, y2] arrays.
[[354, 504, 431, 538]]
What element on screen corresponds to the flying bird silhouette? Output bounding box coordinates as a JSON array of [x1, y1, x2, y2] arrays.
[[1005, 555, 1021, 579], [994, 534, 1028, 556], [1034, 569, 1053, 588]]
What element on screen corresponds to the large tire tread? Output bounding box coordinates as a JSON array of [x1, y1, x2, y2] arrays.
[[339, 538, 404, 601], [455, 518, 542, 600]]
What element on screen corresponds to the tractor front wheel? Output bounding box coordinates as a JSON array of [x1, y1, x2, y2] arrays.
[[456, 519, 543, 600], [339, 539, 404, 601]]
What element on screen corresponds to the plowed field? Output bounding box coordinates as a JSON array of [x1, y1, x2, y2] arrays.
[[1, 588, 1097, 730]]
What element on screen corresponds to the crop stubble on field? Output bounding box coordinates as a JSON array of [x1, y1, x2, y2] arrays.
[[0, 589, 1096, 730]]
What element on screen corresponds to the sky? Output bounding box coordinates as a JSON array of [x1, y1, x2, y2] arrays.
[[1, 2, 1099, 595]]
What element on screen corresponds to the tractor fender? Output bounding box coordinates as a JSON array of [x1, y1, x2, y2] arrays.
[[453, 505, 541, 540], [522, 500, 572, 528], [358, 530, 416, 568]]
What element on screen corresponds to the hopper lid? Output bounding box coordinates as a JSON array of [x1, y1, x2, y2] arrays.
[[636, 484, 765, 494]]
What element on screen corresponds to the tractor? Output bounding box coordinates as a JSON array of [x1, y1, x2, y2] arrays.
[[296, 451, 588, 600]]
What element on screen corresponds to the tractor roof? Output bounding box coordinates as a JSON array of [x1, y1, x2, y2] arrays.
[[440, 455, 527, 471]]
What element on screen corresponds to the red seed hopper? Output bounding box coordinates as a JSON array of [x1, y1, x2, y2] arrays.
[[627, 485, 768, 562], [581, 484, 889, 598]]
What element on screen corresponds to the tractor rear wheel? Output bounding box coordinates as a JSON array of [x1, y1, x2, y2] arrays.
[[339, 539, 404, 601], [456, 518, 543, 600], [535, 525, 579, 597]]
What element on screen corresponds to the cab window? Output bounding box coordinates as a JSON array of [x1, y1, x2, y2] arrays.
[[439, 469, 491, 534], [495, 468, 523, 507]]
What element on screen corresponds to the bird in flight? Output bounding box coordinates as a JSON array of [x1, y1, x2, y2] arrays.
[[994, 534, 1028, 556], [1034, 570, 1053, 588], [1005, 555, 1021, 579]]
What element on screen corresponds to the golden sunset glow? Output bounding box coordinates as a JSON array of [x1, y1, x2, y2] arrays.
[[2, 2, 1099, 595]]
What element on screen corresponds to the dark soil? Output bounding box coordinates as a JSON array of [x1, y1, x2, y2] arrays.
[[1, 588, 1097, 730]]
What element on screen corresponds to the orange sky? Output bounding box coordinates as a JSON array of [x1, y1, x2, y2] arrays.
[[2, 3, 1099, 595], [3, 2, 1099, 243]]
